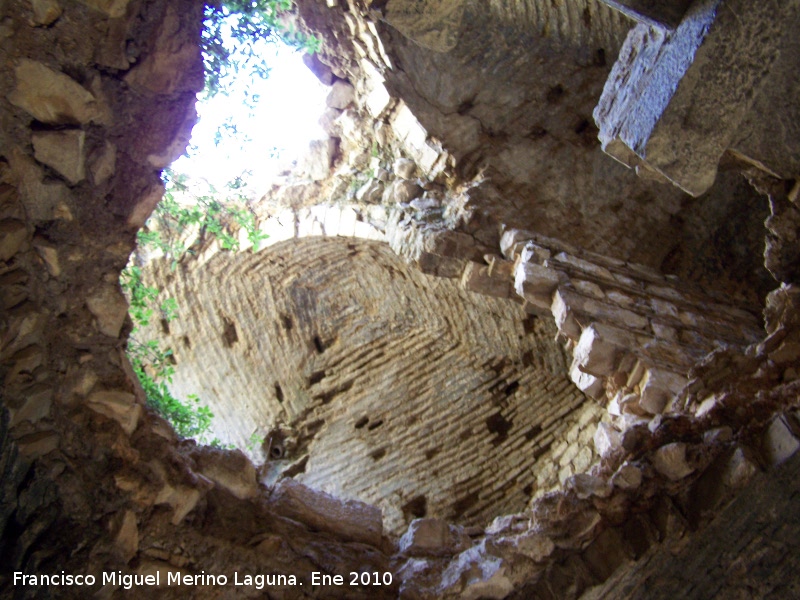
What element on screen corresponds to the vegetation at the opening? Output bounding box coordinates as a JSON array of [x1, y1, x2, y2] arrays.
[[123, 169, 269, 444], [122, 0, 320, 445], [121, 265, 215, 441], [142, 169, 269, 264], [202, 0, 321, 103]]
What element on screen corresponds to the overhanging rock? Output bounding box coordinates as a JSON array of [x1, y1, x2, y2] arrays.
[[595, 0, 794, 196]]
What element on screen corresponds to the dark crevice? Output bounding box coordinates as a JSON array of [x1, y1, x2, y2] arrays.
[[486, 412, 513, 445], [402, 495, 427, 521]]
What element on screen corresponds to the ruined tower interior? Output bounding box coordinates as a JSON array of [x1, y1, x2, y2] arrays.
[[1, 0, 799, 598]]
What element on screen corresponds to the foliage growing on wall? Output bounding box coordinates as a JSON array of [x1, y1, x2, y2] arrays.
[[122, 0, 318, 444], [122, 171, 269, 445], [142, 169, 268, 263], [202, 0, 321, 101], [121, 265, 215, 440]]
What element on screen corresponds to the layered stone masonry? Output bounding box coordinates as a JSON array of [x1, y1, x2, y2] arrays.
[[500, 227, 763, 425]]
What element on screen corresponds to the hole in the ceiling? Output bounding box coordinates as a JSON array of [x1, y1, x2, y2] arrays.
[[402, 495, 427, 521], [122, 7, 329, 451]]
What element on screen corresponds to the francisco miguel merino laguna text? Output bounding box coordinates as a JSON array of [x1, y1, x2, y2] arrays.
[[14, 571, 299, 590]]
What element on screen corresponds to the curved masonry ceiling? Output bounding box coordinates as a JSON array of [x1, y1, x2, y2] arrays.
[[142, 236, 600, 534]]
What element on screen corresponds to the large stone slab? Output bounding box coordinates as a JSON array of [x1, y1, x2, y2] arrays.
[[8, 60, 100, 125], [270, 479, 383, 547], [595, 0, 784, 196], [32, 130, 86, 184]]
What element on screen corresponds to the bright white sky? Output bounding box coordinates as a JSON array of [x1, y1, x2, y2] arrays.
[[172, 39, 329, 196]]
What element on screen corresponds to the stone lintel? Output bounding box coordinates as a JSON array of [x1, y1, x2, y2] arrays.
[[595, 0, 785, 196]]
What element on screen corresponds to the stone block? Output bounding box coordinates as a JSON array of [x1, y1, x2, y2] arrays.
[[611, 463, 642, 490], [9, 386, 52, 426], [270, 479, 383, 546], [31, 0, 62, 25], [302, 52, 334, 86], [557, 289, 650, 331], [87, 390, 141, 436], [651, 320, 678, 342], [639, 367, 687, 415], [574, 279, 605, 299], [155, 482, 202, 525], [326, 80, 355, 109], [485, 256, 515, 279], [651, 442, 694, 480], [461, 261, 512, 298], [567, 474, 611, 499], [33, 241, 60, 277], [762, 415, 800, 466], [573, 324, 628, 377], [499, 229, 533, 259], [89, 141, 116, 185], [768, 340, 800, 365], [511, 532, 555, 562], [355, 179, 383, 204], [552, 290, 582, 341], [0, 219, 28, 261], [389, 179, 423, 203], [16, 430, 59, 459], [606, 289, 636, 308], [10, 150, 74, 222], [86, 285, 129, 338], [520, 242, 551, 265], [651, 298, 679, 318], [515, 262, 560, 307], [365, 82, 392, 118], [399, 518, 466, 556], [393, 157, 416, 179], [594, 423, 622, 457], [441, 544, 513, 600], [570, 362, 605, 399], [9, 60, 100, 125], [416, 252, 464, 278], [550, 252, 614, 281], [595, 0, 784, 196], [301, 138, 337, 180], [391, 102, 428, 153], [32, 129, 86, 184], [112, 510, 139, 563], [193, 447, 258, 500]]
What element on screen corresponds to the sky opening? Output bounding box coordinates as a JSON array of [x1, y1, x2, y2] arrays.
[[172, 33, 329, 198]]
